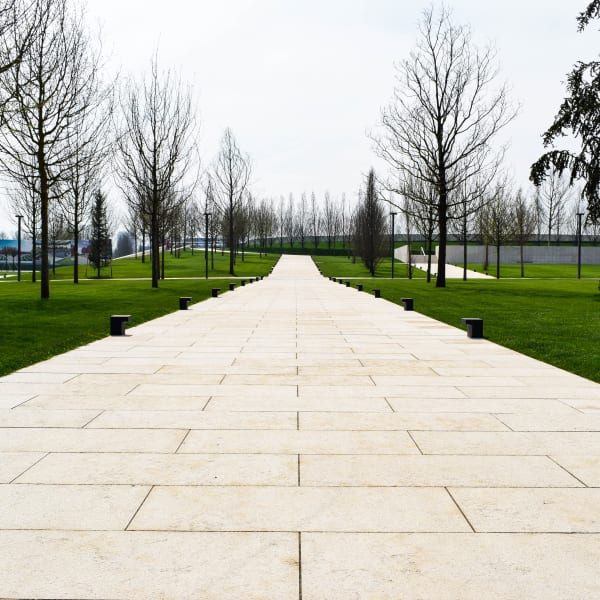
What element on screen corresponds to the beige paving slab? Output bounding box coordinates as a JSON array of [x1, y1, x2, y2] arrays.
[[205, 396, 393, 412], [411, 431, 600, 455], [460, 386, 600, 399], [16, 452, 297, 485], [130, 383, 299, 399], [179, 430, 419, 454], [159, 364, 298, 376], [0, 531, 298, 600], [1, 372, 78, 384], [130, 486, 470, 533], [0, 484, 150, 530], [301, 532, 600, 600], [298, 365, 436, 376], [300, 455, 581, 487], [221, 374, 375, 386], [551, 455, 600, 486], [0, 428, 186, 453], [299, 385, 466, 399], [499, 413, 600, 431], [373, 375, 526, 387], [24, 394, 211, 410], [450, 487, 600, 533], [388, 396, 577, 414], [0, 452, 46, 483], [299, 412, 509, 431], [0, 408, 100, 428], [88, 410, 297, 430], [0, 394, 37, 409]]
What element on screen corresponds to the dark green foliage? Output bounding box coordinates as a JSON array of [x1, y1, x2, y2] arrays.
[[530, 2, 600, 221], [352, 169, 387, 276], [88, 190, 111, 276], [577, 0, 600, 30]]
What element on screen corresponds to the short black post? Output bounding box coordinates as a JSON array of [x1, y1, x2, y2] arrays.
[[229, 283, 236, 291], [110, 315, 131, 336], [357, 284, 363, 291], [241, 280, 246, 286], [179, 297, 192, 310], [332, 277, 337, 283], [461, 318, 484, 339], [373, 289, 381, 298], [401, 298, 414, 311], [212, 288, 221, 298], [345, 281, 350, 287]]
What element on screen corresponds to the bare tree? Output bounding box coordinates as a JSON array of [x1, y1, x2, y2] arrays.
[[512, 188, 536, 277], [61, 40, 112, 283], [298, 192, 307, 249], [322, 191, 338, 253], [8, 167, 39, 281], [284, 193, 295, 248], [212, 128, 251, 275], [0, 0, 102, 298], [535, 172, 572, 245], [0, 0, 40, 116], [309, 191, 321, 250], [116, 55, 197, 287], [373, 5, 516, 287], [479, 183, 513, 279], [405, 193, 438, 282], [449, 177, 487, 280]]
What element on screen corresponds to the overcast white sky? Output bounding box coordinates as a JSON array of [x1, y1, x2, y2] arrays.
[[0, 0, 597, 235]]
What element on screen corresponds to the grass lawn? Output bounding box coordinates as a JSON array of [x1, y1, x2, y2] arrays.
[[315, 255, 600, 383], [1, 249, 279, 281], [313, 255, 427, 279], [0, 251, 278, 376], [461, 263, 600, 279]]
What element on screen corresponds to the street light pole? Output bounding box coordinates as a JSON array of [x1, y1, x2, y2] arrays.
[[577, 212, 584, 280], [204, 212, 211, 280], [16, 214, 23, 282], [390, 212, 397, 279]]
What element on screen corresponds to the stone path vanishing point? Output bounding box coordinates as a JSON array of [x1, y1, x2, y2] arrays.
[[2, 255, 600, 599]]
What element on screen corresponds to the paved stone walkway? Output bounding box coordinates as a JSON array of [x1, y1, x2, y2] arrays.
[[2, 255, 600, 599]]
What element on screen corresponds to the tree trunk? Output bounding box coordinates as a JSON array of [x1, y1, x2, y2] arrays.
[[31, 219, 37, 283], [229, 207, 235, 275], [520, 242, 525, 277], [496, 241, 500, 279], [73, 206, 79, 284], [151, 209, 159, 288], [39, 161, 50, 299]]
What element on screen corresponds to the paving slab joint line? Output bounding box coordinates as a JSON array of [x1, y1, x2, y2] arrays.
[[9, 452, 50, 484], [125, 485, 154, 531], [82, 410, 105, 429], [407, 431, 424, 454], [298, 531, 303, 600], [547, 455, 590, 487], [174, 429, 192, 453], [445, 487, 476, 533]]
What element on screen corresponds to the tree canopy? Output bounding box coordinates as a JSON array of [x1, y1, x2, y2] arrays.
[[530, 1, 600, 221]]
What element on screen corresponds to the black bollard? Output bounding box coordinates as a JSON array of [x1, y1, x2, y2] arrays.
[[179, 297, 192, 310]]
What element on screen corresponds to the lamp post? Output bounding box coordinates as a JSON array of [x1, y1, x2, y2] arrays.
[[390, 212, 397, 279], [577, 212, 584, 280], [204, 212, 211, 280], [16, 214, 23, 282]]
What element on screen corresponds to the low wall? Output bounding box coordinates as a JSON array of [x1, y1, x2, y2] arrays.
[[440, 245, 600, 265], [394, 246, 436, 263]]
